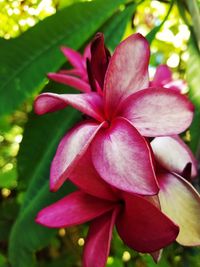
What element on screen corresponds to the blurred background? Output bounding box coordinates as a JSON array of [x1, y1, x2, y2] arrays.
[[0, 0, 200, 266]]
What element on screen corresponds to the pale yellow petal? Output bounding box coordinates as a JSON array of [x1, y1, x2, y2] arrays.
[[158, 172, 200, 246]]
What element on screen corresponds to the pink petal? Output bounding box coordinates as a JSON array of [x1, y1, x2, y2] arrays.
[[151, 136, 197, 177], [158, 171, 200, 246], [83, 42, 91, 61], [61, 46, 84, 70], [165, 80, 187, 93], [59, 69, 83, 76], [34, 92, 104, 122], [91, 117, 158, 195], [70, 149, 117, 201], [119, 88, 194, 137], [116, 193, 179, 252], [47, 73, 91, 92], [104, 33, 149, 118], [50, 121, 105, 191], [90, 32, 110, 89], [36, 190, 115, 228], [83, 208, 118, 267], [151, 65, 172, 87]]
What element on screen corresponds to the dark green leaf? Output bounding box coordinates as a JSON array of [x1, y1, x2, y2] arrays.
[[0, 0, 125, 116]]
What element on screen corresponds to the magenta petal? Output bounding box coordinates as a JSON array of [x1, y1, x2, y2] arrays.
[[151, 65, 172, 87], [50, 121, 105, 191], [34, 92, 104, 121], [70, 149, 117, 201], [61, 46, 84, 70], [83, 42, 91, 61], [119, 88, 194, 137], [151, 136, 197, 177], [36, 190, 115, 228], [91, 117, 158, 195], [104, 33, 149, 118], [47, 73, 91, 92], [83, 208, 118, 267], [116, 193, 179, 253]]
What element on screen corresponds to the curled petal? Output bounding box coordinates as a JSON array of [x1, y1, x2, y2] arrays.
[[116, 193, 179, 252], [61, 46, 84, 70], [34, 92, 104, 122], [91, 117, 158, 195], [50, 121, 105, 191], [151, 65, 172, 87], [119, 88, 194, 137], [91, 32, 110, 89], [47, 73, 91, 92], [158, 171, 200, 246], [83, 208, 118, 267], [70, 149, 117, 201], [151, 136, 197, 177], [104, 33, 149, 118], [36, 190, 115, 228]]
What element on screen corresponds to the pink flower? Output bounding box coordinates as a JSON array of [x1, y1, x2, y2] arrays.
[[150, 64, 187, 93], [34, 33, 194, 194], [36, 150, 179, 267], [151, 136, 200, 246]]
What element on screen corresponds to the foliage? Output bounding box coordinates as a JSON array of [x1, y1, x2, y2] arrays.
[[0, 0, 200, 267]]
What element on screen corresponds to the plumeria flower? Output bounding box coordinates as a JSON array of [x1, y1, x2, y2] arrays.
[[151, 136, 200, 246], [36, 149, 179, 267], [150, 64, 187, 93], [34, 33, 194, 195]]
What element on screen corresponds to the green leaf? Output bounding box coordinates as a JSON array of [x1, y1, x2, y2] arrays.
[[0, 0, 126, 117], [187, 41, 200, 157], [101, 2, 136, 51], [9, 181, 76, 267]]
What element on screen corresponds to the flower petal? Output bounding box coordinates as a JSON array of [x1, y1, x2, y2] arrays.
[[151, 136, 197, 177], [91, 117, 158, 195], [83, 208, 118, 267], [34, 92, 104, 122], [61, 46, 84, 70], [158, 171, 200, 246], [70, 149, 117, 201], [91, 32, 110, 89], [36, 190, 115, 228], [119, 88, 194, 136], [151, 65, 172, 87], [104, 33, 149, 118], [116, 193, 179, 252], [50, 121, 105, 191], [47, 73, 91, 92], [150, 250, 163, 263]]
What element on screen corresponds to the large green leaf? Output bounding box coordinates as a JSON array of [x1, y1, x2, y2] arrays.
[[101, 2, 136, 51], [8, 3, 132, 265], [187, 42, 200, 157], [0, 0, 125, 117]]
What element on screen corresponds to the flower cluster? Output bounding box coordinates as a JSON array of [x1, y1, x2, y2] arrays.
[[35, 33, 200, 266]]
